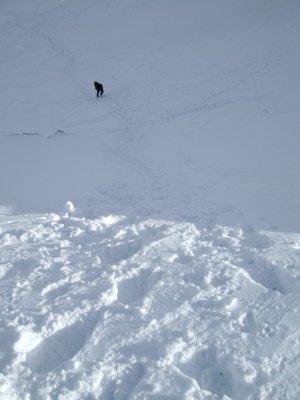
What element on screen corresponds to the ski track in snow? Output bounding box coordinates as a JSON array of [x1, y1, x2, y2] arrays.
[[0, 212, 300, 399]]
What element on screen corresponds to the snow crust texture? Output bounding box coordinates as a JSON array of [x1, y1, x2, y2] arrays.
[[1, 213, 300, 399]]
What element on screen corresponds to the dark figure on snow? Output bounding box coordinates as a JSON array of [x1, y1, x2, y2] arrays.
[[94, 81, 104, 97]]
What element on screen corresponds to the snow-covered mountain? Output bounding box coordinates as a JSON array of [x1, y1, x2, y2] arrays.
[[0, 1, 300, 399]]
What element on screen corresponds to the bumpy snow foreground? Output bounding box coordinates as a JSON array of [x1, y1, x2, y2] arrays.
[[1, 209, 300, 399]]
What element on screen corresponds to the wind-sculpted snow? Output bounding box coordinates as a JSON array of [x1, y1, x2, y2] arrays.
[[0, 212, 299, 399]]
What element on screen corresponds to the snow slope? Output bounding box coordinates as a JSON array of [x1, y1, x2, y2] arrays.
[[0, 0, 300, 399], [1, 0, 299, 231]]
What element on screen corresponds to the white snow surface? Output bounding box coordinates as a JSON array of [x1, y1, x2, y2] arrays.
[[0, 1, 300, 399]]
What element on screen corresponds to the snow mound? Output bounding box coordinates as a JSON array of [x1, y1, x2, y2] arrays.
[[0, 213, 299, 399]]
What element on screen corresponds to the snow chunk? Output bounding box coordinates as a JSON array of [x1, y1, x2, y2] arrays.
[[14, 329, 41, 354], [100, 214, 126, 226], [65, 201, 76, 214]]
